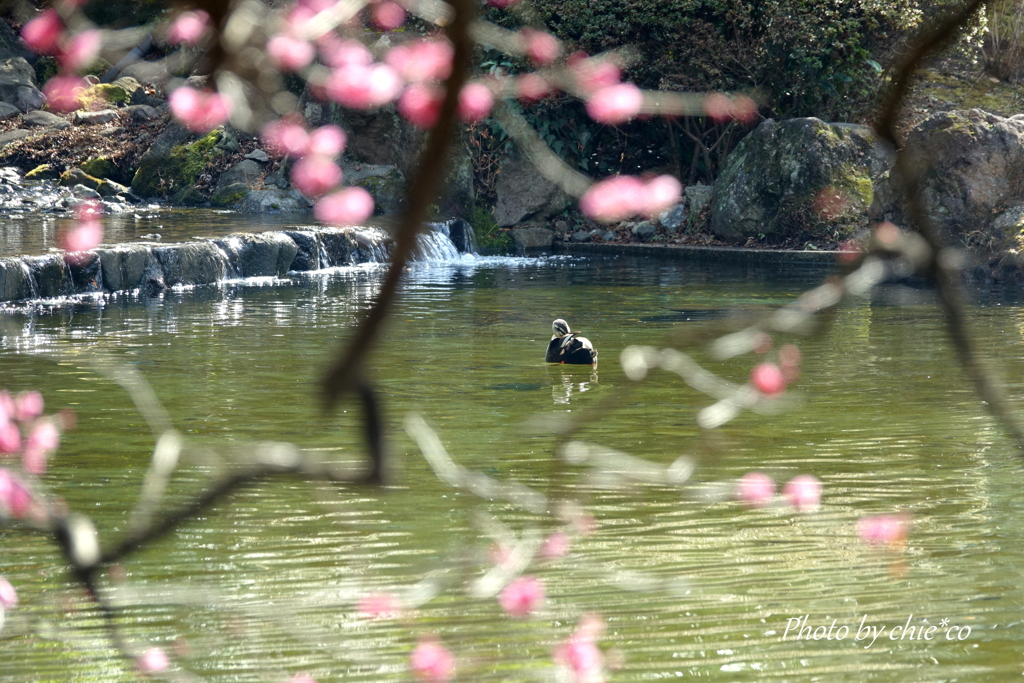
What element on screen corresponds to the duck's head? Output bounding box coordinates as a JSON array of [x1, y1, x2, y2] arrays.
[[552, 319, 571, 337]]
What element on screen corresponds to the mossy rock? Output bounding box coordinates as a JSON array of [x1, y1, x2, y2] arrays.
[[58, 168, 102, 191], [82, 83, 130, 109], [80, 156, 124, 183], [170, 185, 208, 206], [25, 164, 60, 180], [131, 126, 222, 199], [209, 185, 249, 207]]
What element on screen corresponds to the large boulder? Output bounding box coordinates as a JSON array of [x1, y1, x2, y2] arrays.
[[902, 109, 1024, 248], [710, 118, 894, 243], [0, 58, 42, 113], [213, 232, 298, 277], [511, 226, 554, 250], [153, 242, 227, 286], [342, 161, 405, 215], [237, 189, 310, 214], [0, 258, 32, 301], [493, 155, 569, 227], [96, 244, 152, 292], [210, 159, 264, 206], [130, 122, 193, 198]]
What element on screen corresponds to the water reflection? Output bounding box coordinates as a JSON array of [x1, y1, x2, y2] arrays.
[[549, 364, 598, 404]]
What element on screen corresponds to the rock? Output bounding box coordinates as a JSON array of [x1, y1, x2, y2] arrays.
[[245, 149, 270, 162], [0, 58, 39, 111], [153, 242, 227, 287], [79, 157, 123, 182], [23, 110, 64, 127], [684, 183, 713, 217], [129, 87, 165, 108], [658, 203, 687, 231], [438, 218, 476, 253], [214, 232, 299, 278], [0, 102, 19, 120], [73, 109, 118, 125], [511, 226, 554, 250], [991, 204, 1024, 245], [125, 104, 160, 122], [96, 244, 151, 291], [633, 222, 658, 241], [130, 123, 201, 198], [0, 129, 30, 148], [96, 179, 131, 198], [902, 109, 1024, 247], [71, 184, 101, 199], [284, 230, 323, 271], [110, 76, 142, 97], [494, 155, 569, 226], [601, 230, 617, 242], [210, 158, 263, 207], [25, 254, 73, 298], [710, 118, 894, 243], [15, 86, 44, 113], [341, 161, 405, 215], [319, 228, 360, 265], [83, 83, 130, 107], [59, 168, 103, 191], [0, 258, 32, 301], [570, 229, 592, 242], [236, 189, 310, 213], [66, 251, 103, 293]]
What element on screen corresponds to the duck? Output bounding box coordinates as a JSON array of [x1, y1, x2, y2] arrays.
[[545, 319, 598, 365]]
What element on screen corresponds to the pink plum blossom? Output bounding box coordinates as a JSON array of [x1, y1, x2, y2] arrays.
[[857, 514, 911, 547], [43, 75, 87, 112], [642, 174, 682, 216], [580, 175, 646, 223], [522, 29, 559, 65], [357, 591, 401, 619], [398, 83, 443, 128], [385, 40, 453, 83], [137, 647, 169, 673], [458, 82, 494, 122], [750, 362, 786, 395], [267, 34, 316, 72], [262, 118, 310, 157], [0, 421, 20, 453], [554, 615, 606, 683], [783, 475, 822, 512], [410, 637, 455, 683], [63, 221, 104, 253], [14, 391, 43, 421], [26, 420, 60, 452], [540, 531, 571, 560], [59, 30, 101, 72], [499, 576, 546, 618], [308, 125, 346, 158], [735, 471, 775, 507], [516, 72, 553, 102], [319, 37, 373, 68], [586, 83, 643, 125], [571, 56, 620, 94], [314, 187, 374, 225], [325, 63, 403, 109], [291, 155, 342, 197], [21, 9, 63, 55], [0, 576, 17, 608], [0, 468, 32, 518], [371, 1, 407, 31], [488, 0, 522, 8], [169, 87, 232, 133], [704, 93, 759, 125], [167, 10, 210, 45]]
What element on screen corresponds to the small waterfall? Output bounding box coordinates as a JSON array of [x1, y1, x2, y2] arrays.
[[429, 219, 477, 255], [413, 228, 462, 261], [353, 228, 392, 263], [317, 238, 332, 268], [213, 235, 244, 278]]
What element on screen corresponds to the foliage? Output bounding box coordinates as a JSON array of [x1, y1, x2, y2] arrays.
[[983, 0, 1024, 81], [467, 201, 513, 252]]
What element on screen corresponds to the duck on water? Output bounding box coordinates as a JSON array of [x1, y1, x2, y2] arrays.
[[545, 319, 598, 365]]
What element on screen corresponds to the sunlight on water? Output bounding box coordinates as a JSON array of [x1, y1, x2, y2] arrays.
[[1, 243, 1023, 682]]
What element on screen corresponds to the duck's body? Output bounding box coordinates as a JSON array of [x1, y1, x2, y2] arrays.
[[545, 319, 598, 365]]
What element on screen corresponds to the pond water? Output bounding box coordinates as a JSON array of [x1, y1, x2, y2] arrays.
[[1, 237, 1024, 682]]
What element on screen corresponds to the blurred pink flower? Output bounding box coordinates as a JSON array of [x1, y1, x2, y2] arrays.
[[499, 576, 546, 618], [22, 9, 63, 55], [488, 0, 522, 8], [0, 421, 20, 454], [291, 155, 342, 197], [735, 471, 775, 507], [59, 30, 101, 72], [516, 73, 553, 102], [262, 118, 310, 157], [0, 576, 17, 608], [554, 615, 606, 683], [540, 531, 571, 560], [169, 87, 232, 133], [75, 200, 103, 223], [320, 37, 373, 68], [522, 29, 559, 66], [314, 187, 374, 225], [325, 63, 402, 109], [703, 92, 733, 124], [857, 514, 911, 547], [357, 591, 401, 619], [137, 647, 169, 673], [371, 1, 407, 31], [167, 10, 210, 45], [398, 83, 443, 129], [410, 637, 455, 683], [43, 75, 87, 112], [386, 40, 453, 83], [62, 221, 104, 253], [14, 391, 43, 421], [579, 175, 645, 223], [0, 468, 32, 518], [571, 56, 620, 94], [642, 174, 682, 216], [779, 344, 801, 382], [782, 475, 822, 512], [586, 83, 643, 125], [26, 420, 59, 452], [267, 34, 316, 72], [288, 676, 317, 683], [750, 362, 786, 395], [458, 82, 494, 123], [307, 125, 346, 158]]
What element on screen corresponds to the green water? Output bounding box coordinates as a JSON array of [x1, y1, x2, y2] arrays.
[[1, 252, 1023, 682]]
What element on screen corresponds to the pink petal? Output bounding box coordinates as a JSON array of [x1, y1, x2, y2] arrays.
[[167, 10, 210, 45], [579, 175, 646, 223], [169, 87, 232, 133], [22, 10, 63, 55], [308, 125, 347, 158], [59, 30, 101, 72], [750, 362, 786, 395], [586, 83, 643, 125], [498, 576, 545, 618], [319, 37, 373, 68], [356, 591, 401, 619], [516, 73, 553, 102], [267, 34, 316, 72], [371, 1, 406, 31], [290, 155, 342, 197], [14, 391, 43, 421], [0, 421, 21, 454], [640, 175, 682, 217], [137, 647, 169, 673], [386, 40, 453, 83], [458, 82, 494, 123], [735, 471, 775, 507], [782, 475, 822, 512], [398, 83, 443, 129], [0, 576, 17, 608], [43, 75, 87, 112], [522, 29, 559, 66], [314, 187, 374, 225], [262, 118, 310, 157], [540, 531, 571, 560], [857, 514, 911, 546], [63, 221, 104, 253], [410, 638, 455, 683]]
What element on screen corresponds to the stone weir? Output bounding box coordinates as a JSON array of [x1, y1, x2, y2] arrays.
[[0, 218, 477, 304]]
